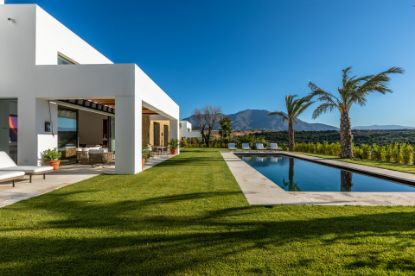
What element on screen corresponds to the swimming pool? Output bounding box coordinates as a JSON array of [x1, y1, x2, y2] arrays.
[[239, 154, 415, 192]]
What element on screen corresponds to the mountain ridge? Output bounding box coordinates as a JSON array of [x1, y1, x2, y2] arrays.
[[353, 125, 415, 130], [183, 109, 338, 131]]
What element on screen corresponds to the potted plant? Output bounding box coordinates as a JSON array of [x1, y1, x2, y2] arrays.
[[42, 148, 62, 170], [142, 145, 151, 168], [169, 139, 179, 155]]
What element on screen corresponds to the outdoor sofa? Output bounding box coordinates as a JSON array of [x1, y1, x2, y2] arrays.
[[0, 151, 53, 183]]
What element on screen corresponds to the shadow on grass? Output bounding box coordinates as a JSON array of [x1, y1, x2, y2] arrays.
[[1, 190, 415, 274], [1, 150, 415, 274]]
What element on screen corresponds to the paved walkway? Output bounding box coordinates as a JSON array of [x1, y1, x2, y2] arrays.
[[222, 151, 415, 206], [0, 154, 173, 208]]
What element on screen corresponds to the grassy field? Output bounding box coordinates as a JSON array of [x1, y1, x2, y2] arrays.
[[1, 149, 415, 274], [301, 152, 415, 174]]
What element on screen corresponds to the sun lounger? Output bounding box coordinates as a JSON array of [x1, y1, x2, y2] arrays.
[[270, 143, 279, 151], [0, 152, 53, 183], [255, 143, 265, 150], [228, 143, 237, 150], [0, 171, 25, 187], [242, 143, 251, 150]]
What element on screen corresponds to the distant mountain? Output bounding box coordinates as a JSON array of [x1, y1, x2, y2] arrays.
[[353, 125, 415, 130], [183, 109, 338, 131]]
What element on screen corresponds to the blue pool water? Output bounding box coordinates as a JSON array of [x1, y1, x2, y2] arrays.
[[239, 155, 415, 192]]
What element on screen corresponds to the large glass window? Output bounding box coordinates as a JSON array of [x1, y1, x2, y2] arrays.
[[58, 107, 78, 149], [0, 99, 18, 162]]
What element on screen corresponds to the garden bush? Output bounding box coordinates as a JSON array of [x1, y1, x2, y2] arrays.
[[295, 142, 415, 165]]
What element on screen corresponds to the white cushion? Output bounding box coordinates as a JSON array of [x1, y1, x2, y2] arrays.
[[89, 149, 103, 154], [228, 143, 236, 149], [0, 171, 24, 181], [256, 143, 265, 150], [270, 143, 279, 150], [242, 143, 250, 149], [0, 166, 53, 174], [0, 151, 17, 169]]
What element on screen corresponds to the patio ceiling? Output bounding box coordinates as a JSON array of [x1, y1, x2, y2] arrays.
[[58, 99, 159, 115]]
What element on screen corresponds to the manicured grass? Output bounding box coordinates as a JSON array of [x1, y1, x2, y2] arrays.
[[302, 152, 415, 174], [1, 148, 415, 274]]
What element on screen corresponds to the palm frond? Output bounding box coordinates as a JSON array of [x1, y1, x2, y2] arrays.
[[269, 111, 288, 121], [312, 103, 337, 119], [351, 66, 404, 106]]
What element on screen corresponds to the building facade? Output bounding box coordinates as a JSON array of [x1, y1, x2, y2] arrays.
[[0, 3, 180, 174]]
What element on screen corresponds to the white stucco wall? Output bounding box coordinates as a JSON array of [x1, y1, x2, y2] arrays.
[[180, 120, 201, 139], [0, 4, 180, 173]]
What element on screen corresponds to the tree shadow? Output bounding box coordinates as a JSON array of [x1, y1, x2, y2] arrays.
[[1, 189, 415, 274], [1, 151, 415, 274]]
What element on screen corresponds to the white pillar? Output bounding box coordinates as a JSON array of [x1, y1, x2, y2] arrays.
[[36, 99, 58, 163], [17, 97, 38, 165], [170, 119, 180, 154], [115, 95, 142, 174]]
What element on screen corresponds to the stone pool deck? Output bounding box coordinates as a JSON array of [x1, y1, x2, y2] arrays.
[[221, 151, 415, 206]]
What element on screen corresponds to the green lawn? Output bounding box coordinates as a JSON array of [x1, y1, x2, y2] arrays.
[[301, 152, 415, 174], [1, 149, 415, 274]]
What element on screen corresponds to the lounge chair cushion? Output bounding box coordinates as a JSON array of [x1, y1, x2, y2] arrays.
[[0, 166, 53, 174], [0, 151, 53, 174], [0, 151, 17, 169], [256, 143, 265, 150], [242, 143, 251, 150], [0, 171, 25, 182], [270, 143, 279, 150]]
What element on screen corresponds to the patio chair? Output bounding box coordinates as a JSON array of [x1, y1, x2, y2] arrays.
[[89, 149, 113, 165], [0, 171, 25, 187], [242, 143, 251, 150], [76, 148, 90, 164], [270, 143, 279, 151], [255, 143, 265, 150], [228, 143, 237, 150], [0, 151, 53, 183]]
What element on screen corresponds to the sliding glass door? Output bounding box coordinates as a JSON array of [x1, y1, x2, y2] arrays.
[[57, 107, 78, 149], [0, 99, 18, 162]]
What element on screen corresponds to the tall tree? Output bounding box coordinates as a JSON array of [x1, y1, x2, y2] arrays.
[[219, 117, 232, 145], [309, 66, 403, 158], [193, 106, 222, 147], [269, 95, 314, 151]]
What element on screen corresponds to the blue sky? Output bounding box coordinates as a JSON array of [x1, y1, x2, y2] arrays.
[[7, 0, 415, 127]]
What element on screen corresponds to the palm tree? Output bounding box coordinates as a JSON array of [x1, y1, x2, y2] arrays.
[[309, 66, 403, 158], [269, 95, 314, 151]]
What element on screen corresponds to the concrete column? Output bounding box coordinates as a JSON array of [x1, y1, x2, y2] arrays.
[[36, 99, 58, 164], [115, 95, 142, 174], [17, 96, 37, 165], [170, 118, 180, 154]]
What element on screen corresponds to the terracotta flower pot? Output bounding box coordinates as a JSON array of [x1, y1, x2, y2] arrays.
[[170, 148, 177, 155], [49, 160, 61, 171]]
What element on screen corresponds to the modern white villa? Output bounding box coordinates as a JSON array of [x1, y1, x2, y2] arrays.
[[0, 1, 180, 174], [179, 120, 201, 139]]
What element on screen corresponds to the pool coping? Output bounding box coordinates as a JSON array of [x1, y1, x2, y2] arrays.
[[221, 151, 415, 206]]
